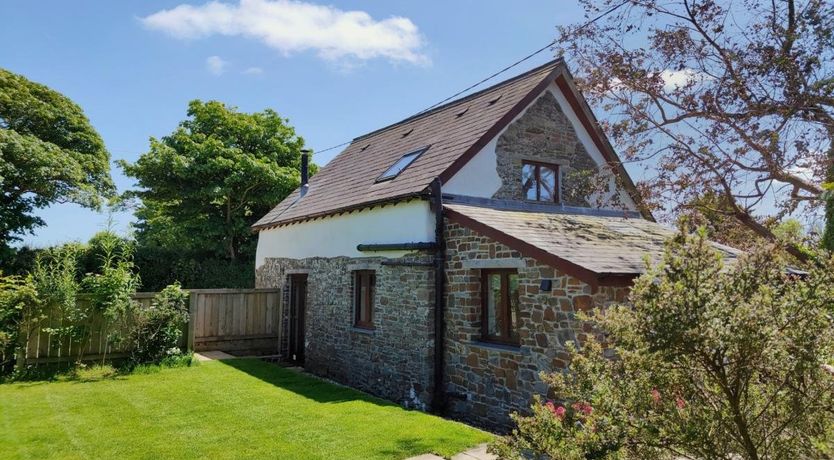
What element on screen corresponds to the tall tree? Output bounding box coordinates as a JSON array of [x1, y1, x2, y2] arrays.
[[557, 0, 834, 258], [120, 100, 307, 261], [0, 68, 113, 255]]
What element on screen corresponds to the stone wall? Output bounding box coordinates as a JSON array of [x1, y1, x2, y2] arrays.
[[493, 90, 598, 206], [256, 254, 435, 410], [443, 221, 628, 429]]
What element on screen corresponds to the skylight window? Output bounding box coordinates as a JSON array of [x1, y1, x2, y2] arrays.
[[376, 146, 429, 182]]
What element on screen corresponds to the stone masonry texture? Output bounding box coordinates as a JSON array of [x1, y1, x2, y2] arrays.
[[256, 254, 435, 410], [443, 221, 627, 429], [255, 223, 627, 429], [493, 90, 598, 206]]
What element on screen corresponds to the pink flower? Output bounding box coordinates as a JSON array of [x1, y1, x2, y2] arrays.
[[572, 401, 593, 416], [651, 388, 661, 404], [544, 401, 566, 420], [545, 400, 557, 414], [675, 396, 686, 410]]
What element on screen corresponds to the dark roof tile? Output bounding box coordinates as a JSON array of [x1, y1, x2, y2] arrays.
[[253, 60, 564, 229]]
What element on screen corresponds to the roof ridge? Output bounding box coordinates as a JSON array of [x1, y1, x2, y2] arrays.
[[351, 58, 564, 143]]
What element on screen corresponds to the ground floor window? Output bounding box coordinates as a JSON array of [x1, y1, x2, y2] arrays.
[[353, 270, 375, 329], [481, 269, 520, 344]]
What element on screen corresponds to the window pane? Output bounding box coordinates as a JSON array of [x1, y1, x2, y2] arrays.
[[508, 274, 520, 339], [377, 147, 429, 181], [522, 164, 538, 200], [539, 166, 556, 201], [486, 273, 503, 337], [355, 272, 374, 327]]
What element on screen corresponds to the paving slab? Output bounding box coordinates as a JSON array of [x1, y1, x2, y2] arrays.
[[405, 443, 496, 460], [194, 351, 237, 361], [451, 443, 496, 460]]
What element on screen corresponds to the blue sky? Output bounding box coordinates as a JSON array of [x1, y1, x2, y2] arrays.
[[2, 1, 596, 246]]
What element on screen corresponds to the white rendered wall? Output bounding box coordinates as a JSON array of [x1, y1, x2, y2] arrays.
[[444, 83, 638, 211], [255, 199, 435, 267]]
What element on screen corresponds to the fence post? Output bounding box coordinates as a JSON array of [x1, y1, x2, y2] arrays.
[[187, 292, 197, 352]]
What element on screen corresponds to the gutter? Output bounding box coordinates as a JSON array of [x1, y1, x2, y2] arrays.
[[429, 179, 447, 413]]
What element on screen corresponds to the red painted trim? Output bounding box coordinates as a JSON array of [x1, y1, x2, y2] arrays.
[[445, 207, 600, 290]]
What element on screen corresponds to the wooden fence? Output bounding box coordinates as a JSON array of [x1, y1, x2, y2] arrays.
[[22, 288, 283, 365], [187, 289, 283, 353]]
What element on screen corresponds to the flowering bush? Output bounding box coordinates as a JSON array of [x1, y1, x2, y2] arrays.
[[492, 229, 834, 460]]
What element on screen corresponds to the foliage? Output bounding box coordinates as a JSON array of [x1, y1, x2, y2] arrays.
[[21, 232, 141, 366], [80, 232, 141, 362], [493, 229, 834, 460], [120, 100, 309, 262], [127, 283, 189, 366], [0, 275, 39, 375], [0, 246, 41, 277], [0, 67, 113, 252], [681, 192, 819, 261], [134, 246, 253, 291], [0, 359, 492, 459], [824, 181, 834, 251], [81, 232, 140, 320], [557, 0, 834, 260], [30, 244, 86, 360]]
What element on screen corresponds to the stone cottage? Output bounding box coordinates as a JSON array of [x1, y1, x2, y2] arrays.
[[252, 59, 739, 428]]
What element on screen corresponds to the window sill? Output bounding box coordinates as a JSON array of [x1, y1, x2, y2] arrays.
[[470, 340, 522, 353], [351, 326, 376, 335]]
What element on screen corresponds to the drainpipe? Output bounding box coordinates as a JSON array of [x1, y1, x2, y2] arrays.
[[430, 179, 446, 413]]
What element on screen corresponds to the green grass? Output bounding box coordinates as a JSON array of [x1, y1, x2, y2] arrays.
[[0, 359, 492, 460]]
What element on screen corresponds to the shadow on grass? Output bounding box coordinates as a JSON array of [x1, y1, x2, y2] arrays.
[[217, 358, 401, 408], [3, 354, 196, 386]]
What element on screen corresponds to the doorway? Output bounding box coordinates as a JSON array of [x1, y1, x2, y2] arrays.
[[288, 274, 307, 365]]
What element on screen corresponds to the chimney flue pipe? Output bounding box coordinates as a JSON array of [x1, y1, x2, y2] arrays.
[[300, 149, 311, 187]]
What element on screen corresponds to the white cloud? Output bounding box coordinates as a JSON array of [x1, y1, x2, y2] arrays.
[[659, 69, 710, 91], [205, 55, 229, 75], [141, 0, 429, 65], [243, 66, 264, 75]]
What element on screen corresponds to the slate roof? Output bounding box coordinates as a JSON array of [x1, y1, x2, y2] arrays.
[[444, 201, 742, 285], [253, 60, 565, 230]]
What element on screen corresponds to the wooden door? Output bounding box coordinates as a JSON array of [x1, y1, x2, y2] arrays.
[[288, 274, 307, 365]]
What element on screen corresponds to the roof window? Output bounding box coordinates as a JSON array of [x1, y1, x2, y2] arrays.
[[376, 146, 429, 182]]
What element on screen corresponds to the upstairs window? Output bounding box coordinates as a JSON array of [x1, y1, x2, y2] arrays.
[[522, 161, 559, 202], [481, 269, 520, 345], [353, 270, 375, 329], [376, 146, 429, 182]]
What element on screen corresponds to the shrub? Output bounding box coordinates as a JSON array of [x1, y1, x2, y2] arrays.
[[0, 274, 39, 375], [30, 244, 87, 361], [127, 283, 189, 366], [81, 232, 141, 361], [492, 229, 834, 460]]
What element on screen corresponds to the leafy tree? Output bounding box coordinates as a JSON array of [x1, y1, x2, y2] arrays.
[[557, 0, 834, 258], [120, 100, 308, 262], [493, 230, 834, 459], [681, 192, 818, 260], [0, 68, 113, 256]]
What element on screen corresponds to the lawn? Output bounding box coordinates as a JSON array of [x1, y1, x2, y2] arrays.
[[0, 359, 492, 460]]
